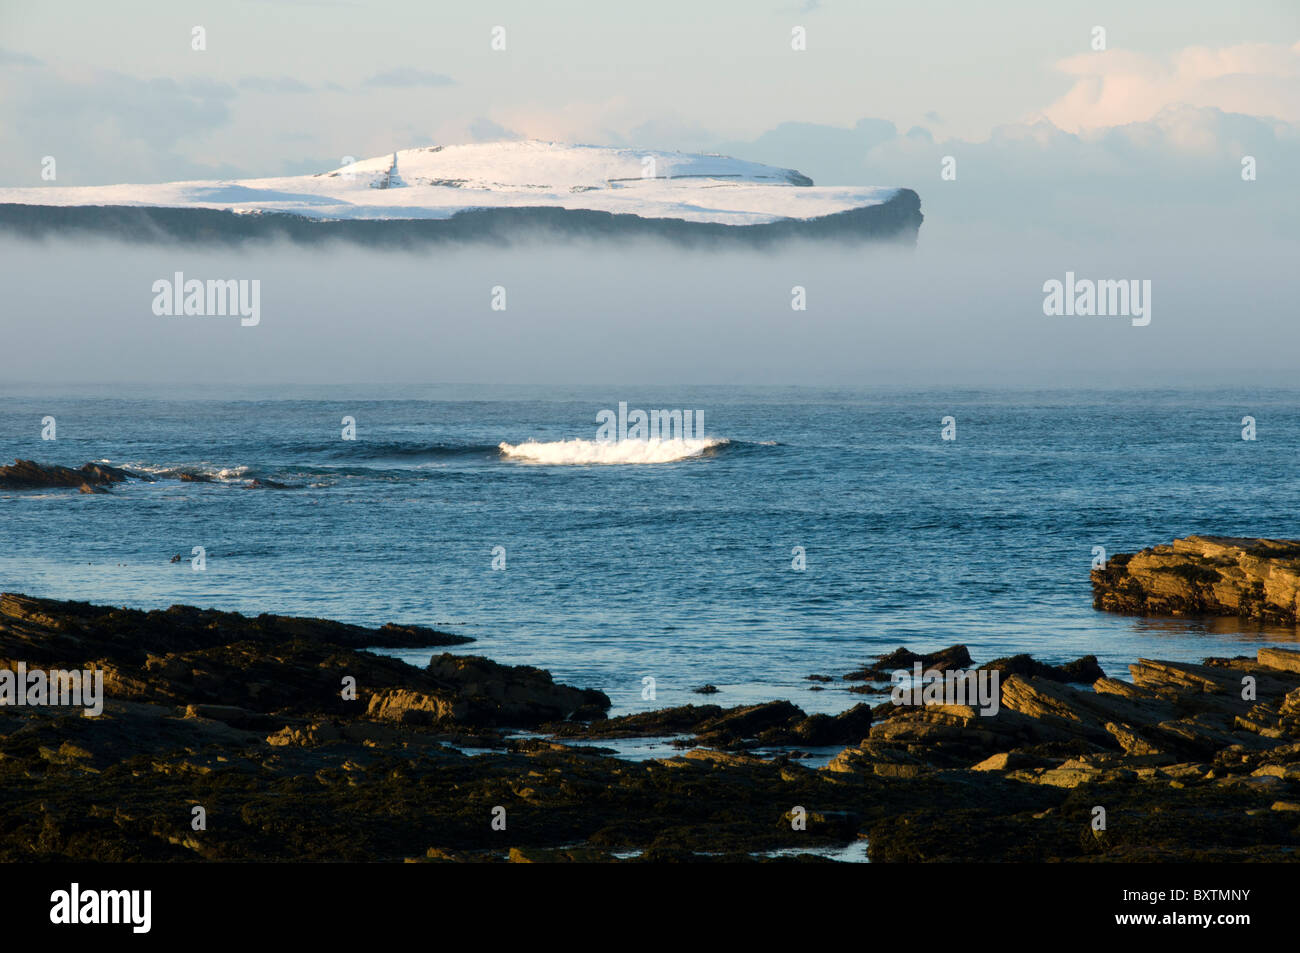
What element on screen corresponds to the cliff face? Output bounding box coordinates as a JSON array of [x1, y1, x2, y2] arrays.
[[1092, 536, 1300, 624], [0, 189, 922, 249]]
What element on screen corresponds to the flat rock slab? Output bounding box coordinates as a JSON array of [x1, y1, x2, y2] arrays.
[[1259, 647, 1300, 674], [1092, 535, 1300, 624]]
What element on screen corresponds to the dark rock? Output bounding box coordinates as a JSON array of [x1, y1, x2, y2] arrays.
[[982, 654, 1105, 684], [0, 591, 473, 668], [777, 704, 873, 746], [184, 704, 278, 730], [693, 701, 804, 745], [848, 683, 891, 695], [0, 459, 142, 491], [692, 684, 719, 694], [368, 653, 612, 728], [844, 644, 973, 681], [550, 698, 872, 749], [79, 462, 147, 483], [547, 704, 726, 739]]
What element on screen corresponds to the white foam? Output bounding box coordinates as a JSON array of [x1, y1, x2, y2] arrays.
[[101, 461, 251, 481], [498, 437, 727, 465]]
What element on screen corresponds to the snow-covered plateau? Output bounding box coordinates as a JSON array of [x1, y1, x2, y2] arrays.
[[0, 141, 922, 246]]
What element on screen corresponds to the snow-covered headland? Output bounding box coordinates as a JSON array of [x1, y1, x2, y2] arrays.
[[0, 141, 921, 247]]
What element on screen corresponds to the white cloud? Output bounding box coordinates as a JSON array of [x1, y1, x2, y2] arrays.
[[1041, 40, 1300, 132], [0, 64, 241, 184]]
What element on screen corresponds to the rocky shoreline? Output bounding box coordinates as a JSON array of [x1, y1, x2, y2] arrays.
[[2, 587, 1299, 862]]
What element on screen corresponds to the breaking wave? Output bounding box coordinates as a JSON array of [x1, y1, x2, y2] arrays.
[[96, 460, 255, 482], [498, 437, 729, 465]]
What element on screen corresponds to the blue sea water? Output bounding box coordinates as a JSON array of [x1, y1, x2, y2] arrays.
[[1, 385, 1297, 717]]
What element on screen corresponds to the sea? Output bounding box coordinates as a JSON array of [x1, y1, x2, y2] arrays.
[[2, 384, 1297, 719]]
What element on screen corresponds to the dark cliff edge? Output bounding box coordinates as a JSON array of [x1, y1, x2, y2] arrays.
[[0, 189, 922, 249]]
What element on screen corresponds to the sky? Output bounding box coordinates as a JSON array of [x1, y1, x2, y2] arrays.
[[2, 1, 1297, 187], [0, 0, 1297, 386]]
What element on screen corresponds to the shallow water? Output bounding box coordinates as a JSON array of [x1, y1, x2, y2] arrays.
[[2, 384, 1297, 717]]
